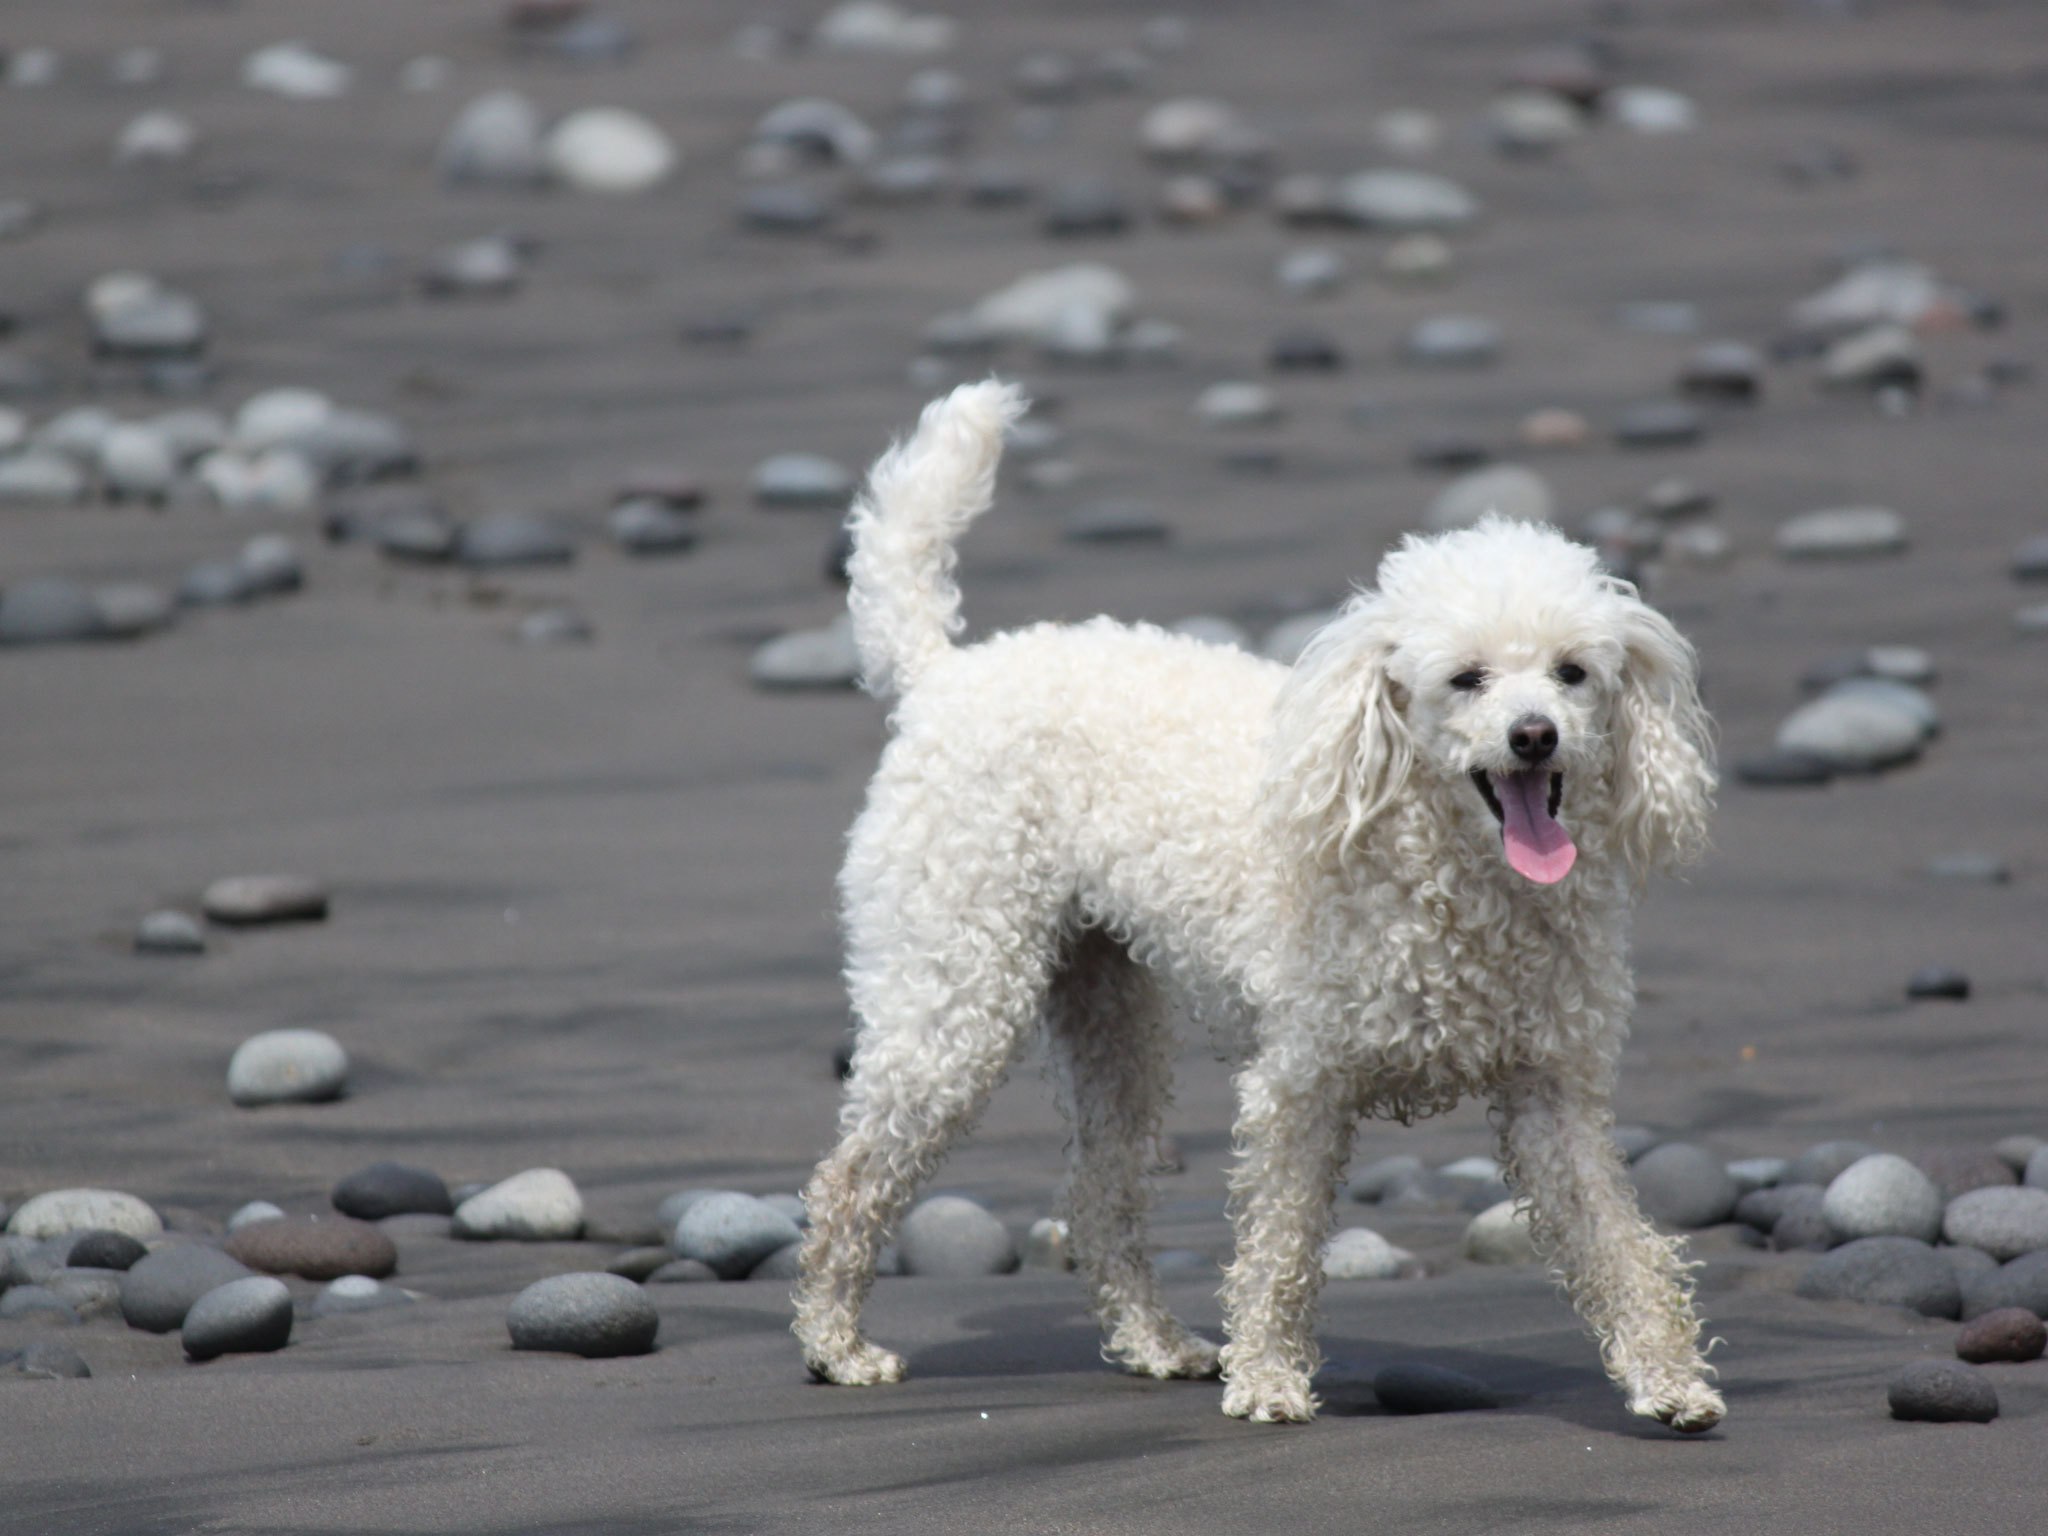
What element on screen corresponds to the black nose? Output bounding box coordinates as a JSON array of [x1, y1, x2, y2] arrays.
[[1508, 714, 1558, 764]]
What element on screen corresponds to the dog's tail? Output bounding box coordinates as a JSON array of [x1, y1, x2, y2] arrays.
[[845, 379, 1028, 699]]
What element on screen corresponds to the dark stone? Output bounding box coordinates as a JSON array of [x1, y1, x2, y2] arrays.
[[1268, 330, 1345, 372], [741, 185, 837, 234], [1677, 341, 1763, 402], [0, 578, 104, 646], [1409, 434, 1491, 472], [2011, 536, 2048, 583], [224, 1215, 398, 1282], [610, 498, 698, 556], [0, 1286, 79, 1324], [13, 1341, 90, 1379], [748, 1242, 804, 1281], [332, 1161, 454, 1221], [120, 1244, 255, 1332], [1734, 1183, 1824, 1233], [65, 1230, 147, 1271], [647, 1258, 720, 1284], [374, 511, 461, 564], [1956, 1307, 2046, 1364], [1773, 1191, 1834, 1253], [1916, 1149, 2016, 1203], [1042, 179, 1130, 238], [1063, 502, 1170, 544], [1614, 400, 1704, 449], [182, 1276, 294, 1360], [1796, 1236, 1960, 1318], [1887, 1360, 1997, 1423], [1735, 751, 1835, 787], [1960, 1251, 2048, 1320], [507, 1273, 659, 1357], [1630, 1142, 1737, 1228], [1373, 1362, 1498, 1414], [605, 1246, 674, 1282], [1906, 967, 1970, 1001], [1787, 1140, 1880, 1187]]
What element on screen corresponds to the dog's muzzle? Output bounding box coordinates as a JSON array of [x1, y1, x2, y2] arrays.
[[1471, 769, 1576, 884]]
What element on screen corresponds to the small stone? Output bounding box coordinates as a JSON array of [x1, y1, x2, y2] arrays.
[[98, 425, 179, 500], [1194, 382, 1279, 428], [1063, 502, 1169, 544], [1268, 330, 1344, 372], [1943, 1245, 2001, 1288], [1336, 169, 1479, 231], [1678, 341, 1764, 401], [674, 1192, 801, 1279], [1916, 1149, 2017, 1202], [751, 614, 861, 690], [197, 449, 319, 514], [508, 1272, 658, 1357], [1, 1286, 79, 1324], [242, 42, 351, 100], [421, 236, 525, 298], [227, 1201, 286, 1233], [1614, 400, 1704, 449], [1632, 1143, 1738, 1228], [517, 607, 592, 646], [14, 1341, 90, 1379], [203, 875, 329, 927], [1907, 967, 1970, 1001], [1349, 1155, 1426, 1203], [115, 109, 200, 166], [607, 1247, 676, 1282], [1409, 435, 1490, 472], [310, 1274, 413, 1317], [1775, 695, 1923, 773], [333, 1161, 453, 1220], [1943, 1188, 2048, 1261], [1774, 1188, 1835, 1251], [227, 1028, 349, 1107], [1824, 1154, 1945, 1244], [226, 1215, 396, 1281], [1961, 1253, 2048, 1320], [237, 536, 304, 598], [91, 282, 207, 358], [1957, 1307, 2046, 1364], [648, 1258, 720, 1284], [67, 1230, 147, 1271], [1323, 1227, 1417, 1280], [8, 1189, 162, 1242], [1402, 314, 1500, 367], [1727, 1157, 1790, 1195], [1373, 1362, 1498, 1414], [1612, 1126, 1661, 1162], [374, 509, 460, 564], [1022, 1216, 1075, 1271], [1462, 1200, 1538, 1265], [120, 1244, 255, 1332], [1517, 409, 1589, 451], [453, 1169, 585, 1241], [1426, 464, 1553, 533], [0, 578, 102, 645], [1996, 1136, 2045, 1174], [2030, 1149, 2048, 1191], [897, 1195, 1018, 1277], [748, 1243, 804, 1281], [1776, 506, 1907, 559], [458, 513, 575, 568], [1735, 1183, 1820, 1233], [2011, 536, 2048, 583], [1887, 1360, 1997, 1423], [1799, 1236, 1960, 1316], [754, 453, 854, 509], [1489, 89, 1582, 155], [610, 498, 698, 555], [1381, 234, 1454, 284], [1789, 1141, 1881, 1187], [1820, 325, 1921, 392], [1735, 750, 1835, 787], [1042, 179, 1130, 238], [1276, 247, 1345, 297], [545, 108, 676, 194], [183, 1276, 294, 1360]]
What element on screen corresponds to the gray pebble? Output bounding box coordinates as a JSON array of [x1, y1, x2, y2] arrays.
[[2028, 1147, 2048, 1191], [1461, 1200, 1538, 1265], [236, 535, 303, 598], [1041, 178, 1130, 237], [1796, 1236, 1960, 1317], [1193, 381, 1280, 427], [1349, 1154, 1425, 1203], [1941, 1245, 2001, 1287], [1323, 1227, 1417, 1280], [1023, 1217, 1074, 1271], [1402, 314, 1500, 367], [333, 1161, 452, 1220], [203, 875, 328, 926], [610, 498, 697, 556], [1926, 853, 2010, 885], [674, 1192, 801, 1279], [1775, 694, 1923, 773], [1996, 1136, 2046, 1173], [1960, 1252, 2048, 1320], [0, 1286, 80, 1324], [1613, 400, 1704, 449], [740, 185, 838, 234], [94, 583, 176, 639], [1789, 1141, 1881, 1187], [653, 1188, 744, 1233], [1916, 1148, 2016, 1201], [0, 577, 102, 645], [1770, 1187, 1835, 1251], [516, 607, 592, 646], [309, 1274, 412, 1317], [1734, 750, 1835, 787], [1943, 1187, 2048, 1261], [1887, 1360, 1996, 1423], [1063, 501, 1170, 544], [2011, 536, 2048, 583], [1425, 463, 1553, 533], [606, 1247, 675, 1282], [754, 452, 853, 508], [1727, 1157, 1789, 1195], [647, 1258, 720, 1284], [759, 1193, 808, 1228], [1336, 169, 1479, 231], [183, 1276, 294, 1360], [1374, 1362, 1497, 1413], [897, 1195, 1018, 1277], [0, 451, 88, 506], [421, 235, 525, 299], [748, 1242, 805, 1281], [751, 614, 861, 690], [12, 1341, 90, 1380], [436, 90, 545, 187], [8, 1188, 162, 1241], [458, 513, 574, 568], [1276, 247, 1345, 297], [1630, 1142, 1738, 1228], [1735, 1182, 1816, 1233], [227, 1029, 348, 1107], [453, 1168, 584, 1241], [92, 286, 207, 358], [1824, 1154, 1944, 1244], [1678, 341, 1763, 401], [508, 1273, 658, 1357], [179, 559, 255, 608], [1907, 967, 1970, 1001], [1820, 325, 1921, 392], [135, 909, 205, 955], [66, 1230, 146, 1271], [120, 1244, 255, 1332], [227, 1200, 286, 1233], [1775, 506, 1907, 559]]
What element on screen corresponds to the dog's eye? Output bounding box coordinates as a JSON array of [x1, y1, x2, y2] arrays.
[[1449, 670, 1485, 692], [1554, 662, 1587, 686]]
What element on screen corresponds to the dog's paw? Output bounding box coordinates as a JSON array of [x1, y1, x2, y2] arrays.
[[806, 1340, 907, 1387], [1628, 1379, 1724, 1434], [1119, 1330, 1223, 1381], [1221, 1370, 1317, 1424]]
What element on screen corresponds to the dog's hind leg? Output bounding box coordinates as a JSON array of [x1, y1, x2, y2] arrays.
[[794, 900, 1058, 1387], [1044, 930, 1221, 1381]]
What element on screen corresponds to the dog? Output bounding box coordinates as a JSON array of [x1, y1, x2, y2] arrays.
[[793, 380, 1724, 1432]]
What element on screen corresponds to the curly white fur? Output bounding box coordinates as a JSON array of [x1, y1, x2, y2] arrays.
[[794, 381, 1725, 1434]]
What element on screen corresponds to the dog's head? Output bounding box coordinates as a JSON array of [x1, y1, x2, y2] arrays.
[[1265, 516, 1715, 886]]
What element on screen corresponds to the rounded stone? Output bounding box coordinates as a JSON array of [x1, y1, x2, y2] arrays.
[[14, 1341, 91, 1380], [1824, 1154, 1945, 1244], [606, 1247, 675, 1283], [1349, 1154, 1426, 1203], [750, 615, 860, 690], [1776, 506, 1907, 559], [182, 1276, 294, 1361], [237, 535, 304, 598], [225, 1215, 397, 1281], [1770, 1187, 1835, 1251], [1998, 1135, 2046, 1174], [1775, 695, 1923, 772], [748, 1242, 804, 1281], [897, 1195, 1019, 1278], [1614, 400, 1704, 449], [0, 578, 102, 646], [1631, 1142, 1738, 1229], [546, 108, 676, 194], [1788, 1141, 1880, 1188], [1323, 1227, 1416, 1280], [674, 1192, 802, 1280], [1821, 325, 1921, 391], [740, 184, 838, 234], [227, 1201, 286, 1234], [1276, 247, 1345, 297], [436, 90, 545, 185], [508, 1272, 658, 1357], [134, 910, 204, 955], [120, 1244, 256, 1332], [1336, 169, 1479, 231], [754, 453, 854, 508], [1961, 1253, 2048, 1321], [1736, 1183, 1822, 1233], [453, 1169, 585, 1241], [1, 1286, 80, 1324], [1023, 1217, 1075, 1271], [66, 1229, 147, 1271], [1796, 1237, 1960, 1318], [0, 452, 88, 506], [457, 513, 575, 568], [332, 1161, 452, 1220], [1462, 1199, 1539, 1265], [1903, 966, 1969, 1001], [1374, 1362, 1498, 1413], [1887, 1360, 1997, 1423], [1679, 341, 1764, 401], [610, 499, 697, 556], [9, 1189, 161, 1242], [202, 875, 328, 926], [1042, 178, 1130, 237], [2028, 1147, 2048, 1191], [1957, 1307, 2046, 1364], [1423, 464, 1552, 534], [1735, 750, 1834, 787], [227, 1029, 348, 1107], [310, 1275, 414, 1318], [1943, 1187, 2048, 1261], [422, 236, 524, 297], [95, 584, 176, 640], [1914, 1149, 2016, 1204], [648, 1258, 720, 1284], [1727, 1157, 1790, 1195]]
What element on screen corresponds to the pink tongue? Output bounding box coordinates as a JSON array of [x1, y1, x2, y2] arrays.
[[1496, 772, 1577, 884]]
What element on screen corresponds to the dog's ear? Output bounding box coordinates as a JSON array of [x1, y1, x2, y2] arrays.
[[1264, 596, 1415, 872], [1608, 590, 1716, 879]]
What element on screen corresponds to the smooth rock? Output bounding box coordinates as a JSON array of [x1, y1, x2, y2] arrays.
[[1517, 409, 1591, 451], [751, 614, 860, 690], [674, 1192, 801, 1280], [310, 1274, 414, 1317], [458, 513, 575, 568], [226, 1029, 347, 1107], [1771, 1187, 1836, 1251], [753, 97, 876, 164], [421, 236, 525, 298], [1678, 340, 1763, 401], [237, 535, 304, 597], [1489, 90, 1581, 155], [1426, 464, 1553, 533], [0, 451, 87, 505], [970, 263, 1132, 345], [13, 1341, 90, 1379], [226, 1201, 286, 1234], [197, 449, 319, 514], [1269, 330, 1344, 372], [1997, 1136, 2046, 1174], [610, 498, 698, 555], [1962, 1253, 2048, 1320], [1194, 382, 1279, 427], [1789, 1141, 1881, 1188], [1612, 86, 1697, 134], [1906, 967, 1970, 1001], [333, 1161, 453, 1220], [815, 3, 954, 57], [648, 1258, 720, 1284], [606, 1247, 675, 1283], [1824, 1154, 1945, 1244], [508, 1272, 658, 1357], [1632, 1143, 1738, 1228], [754, 453, 853, 508], [1727, 1157, 1789, 1196], [1, 1286, 79, 1324], [1775, 695, 1923, 773], [516, 607, 592, 646], [1462, 1200, 1539, 1265], [1887, 1360, 1997, 1423], [546, 108, 676, 194], [1373, 1362, 1498, 1414], [1776, 507, 1907, 559], [47, 1268, 123, 1321], [1042, 179, 1129, 238], [67, 1230, 147, 1271], [226, 1215, 396, 1280], [92, 283, 206, 358], [1957, 1307, 2046, 1364], [1614, 400, 1703, 449], [1336, 169, 1479, 231], [1063, 501, 1169, 544], [120, 1245, 255, 1332], [179, 561, 255, 608], [183, 1276, 294, 1360], [1917, 1149, 2016, 1202], [897, 1195, 1018, 1277], [1796, 1237, 1960, 1317], [1820, 325, 1921, 392], [2028, 1148, 2048, 1191], [115, 110, 198, 165], [1735, 750, 1834, 787], [1943, 1188, 2048, 1261], [0, 578, 102, 645], [1349, 1155, 1426, 1203], [453, 1169, 585, 1241], [1402, 314, 1499, 367], [1735, 1182, 1820, 1233], [748, 1243, 804, 1281], [243, 42, 351, 100], [1323, 1227, 1417, 1280], [9, 1189, 161, 1242], [98, 425, 179, 499], [1023, 1216, 1074, 1271], [1276, 247, 1345, 297]]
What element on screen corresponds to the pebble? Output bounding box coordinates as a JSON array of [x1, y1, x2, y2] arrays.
[[749, 1243, 804, 1281], [516, 607, 593, 646], [545, 108, 676, 194], [227, 1201, 287, 1233], [1193, 382, 1280, 427], [1042, 179, 1131, 238], [1489, 91, 1582, 156], [421, 236, 525, 298], [750, 614, 861, 690], [333, 1161, 454, 1220], [0, 578, 102, 645], [1820, 325, 1922, 392], [48, 1268, 124, 1321], [1727, 1157, 1790, 1195], [1613, 400, 1704, 449], [1063, 501, 1170, 544], [453, 1169, 585, 1241], [0, 451, 87, 505], [237, 536, 305, 598], [508, 1273, 658, 1357], [1957, 1307, 2046, 1364], [1336, 169, 1479, 231], [1425, 464, 1554, 532], [1023, 1217, 1075, 1271], [1373, 1362, 1498, 1414], [1409, 434, 1489, 472], [99, 424, 179, 499], [1916, 1148, 2016, 1201], [183, 1276, 295, 1360], [649, 1258, 721, 1284], [1462, 1199, 1539, 1265], [120, 1244, 256, 1332], [90, 277, 207, 357], [1996, 1136, 2045, 1174], [1776, 506, 1908, 559], [1276, 247, 1345, 297], [243, 42, 352, 99], [1349, 1155, 1426, 1203], [1268, 330, 1344, 372], [1943, 1188, 2048, 1261], [1631, 1143, 1738, 1228], [970, 263, 1133, 345], [310, 1274, 413, 1317], [1, 1286, 79, 1324], [1789, 1140, 1881, 1187], [1612, 87, 1697, 134], [674, 1192, 802, 1279], [1372, 107, 1441, 156], [1402, 314, 1500, 367], [1769, 1187, 1834, 1251], [1887, 1360, 1997, 1423], [815, 3, 954, 57], [8, 1189, 162, 1242], [1824, 1154, 1945, 1244], [607, 1247, 676, 1283], [235, 388, 332, 450], [457, 512, 576, 568], [1796, 1236, 1960, 1317], [179, 560, 256, 608], [12, 1341, 91, 1380], [2012, 536, 2048, 583], [374, 509, 460, 564], [115, 110, 199, 166], [1944, 1245, 2001, 1287], [197, 448, 320, 514], [1382, 234, 1454, 284], [227, 1028, 349, 1107], [2031, 1148, 2048, 1191], [1323, 1227, 1418, 1280], [1517, 409, 1590, 451], [1906, 967, 1970, 1001], [752, 98, 876, 165], [1774, 694, 1923, 773], [67, 1230, 147, 1271], [1734, 750, 1835, 787], [1961, 1253, 2048, 1321], [226, 1215, 396, 1280], [897, 1195, 1019, 1277], [754, 452, 854, 508]]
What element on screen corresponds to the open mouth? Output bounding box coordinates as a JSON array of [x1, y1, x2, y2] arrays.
[[1470, 770, 1576, 885]]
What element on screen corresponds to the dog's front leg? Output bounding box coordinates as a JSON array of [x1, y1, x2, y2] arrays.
[[1496, 1069, 1724, 1432], [1217, 1059, 1357, 1424]]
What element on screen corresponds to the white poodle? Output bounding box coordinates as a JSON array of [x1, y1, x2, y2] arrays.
[[794, 380, 1725, 1433]]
